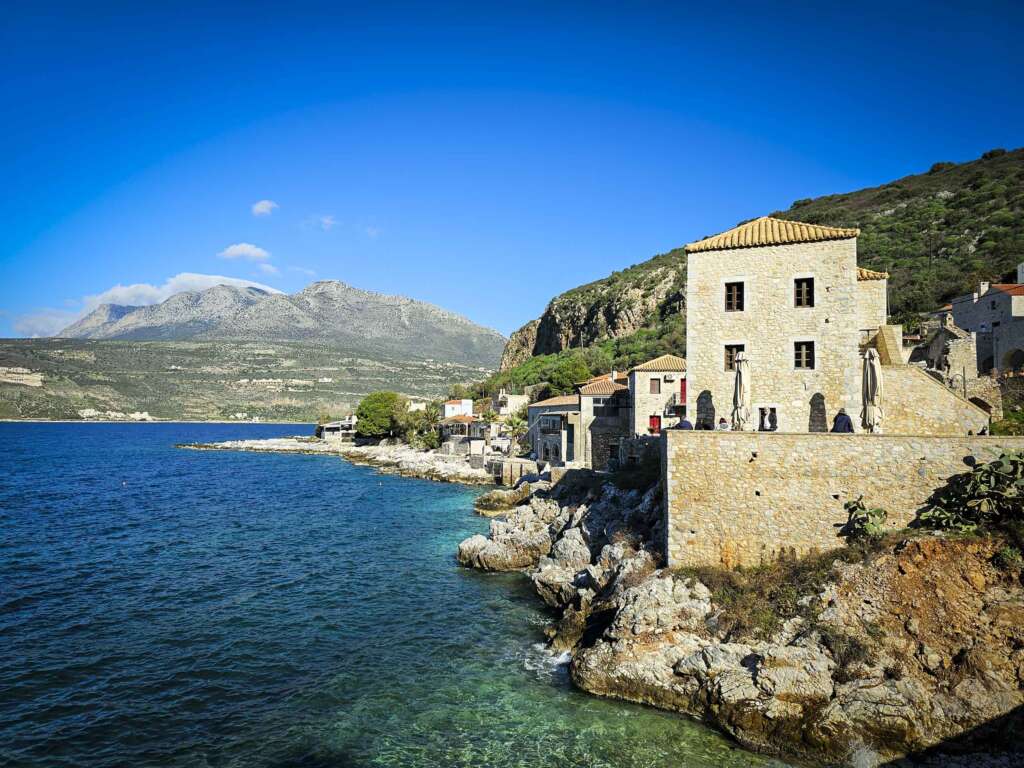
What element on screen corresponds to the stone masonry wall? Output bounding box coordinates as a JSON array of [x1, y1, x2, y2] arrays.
[[882, 366, 989, 436], [663, 430, 1024, 568], [685, 239, 862, 433], [856, 278, 888, 330]]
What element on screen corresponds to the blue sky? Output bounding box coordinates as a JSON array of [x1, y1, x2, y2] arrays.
[[2, 1, 1022, 338]]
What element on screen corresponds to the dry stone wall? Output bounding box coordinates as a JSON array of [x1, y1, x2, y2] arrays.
[[662, 430, 1024, 568]]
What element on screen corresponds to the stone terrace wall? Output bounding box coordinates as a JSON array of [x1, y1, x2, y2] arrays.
[[663, 430, 1024, 568], [884, 366, 989, 436]]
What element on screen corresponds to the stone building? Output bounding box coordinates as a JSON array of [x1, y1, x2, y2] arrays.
[[441, 399, 474, 419], [626, 354, 687, 434], [684, 217, 889, 432], [526, 394, 581, 465], [577, 374, 631, 469], [524, 355, 685, 470], [947, 264, 1024, 374], [492, 388, 528, 417]]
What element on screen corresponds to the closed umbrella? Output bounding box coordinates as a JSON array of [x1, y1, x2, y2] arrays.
[[731, 351, 751, 431], [861, 348, 883, 433]]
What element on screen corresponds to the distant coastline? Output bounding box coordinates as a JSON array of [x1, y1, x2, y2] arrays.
[[0, 418, 312, 425]]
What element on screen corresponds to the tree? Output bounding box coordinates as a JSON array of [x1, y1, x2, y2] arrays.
[[356, 391, 405, 438], [503, 413, 528, 453]]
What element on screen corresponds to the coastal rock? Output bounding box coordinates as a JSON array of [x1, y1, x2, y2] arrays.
[[456, 497, 562, 571], [460, 476, 1024, 765]]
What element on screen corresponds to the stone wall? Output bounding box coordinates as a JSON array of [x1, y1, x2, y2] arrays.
[[856, 278, 888, 330], [882, 366, 989, 436], [685, 239, 863, 433], [662, 430, 1024, 568]]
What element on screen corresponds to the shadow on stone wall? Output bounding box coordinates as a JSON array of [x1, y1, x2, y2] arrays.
[[880, 704, 1024, 765], [809, 392, 828, 432], [696, 390, 715, 429]]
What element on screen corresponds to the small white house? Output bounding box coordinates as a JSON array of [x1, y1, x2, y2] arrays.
[[442, 399, 474, 419]]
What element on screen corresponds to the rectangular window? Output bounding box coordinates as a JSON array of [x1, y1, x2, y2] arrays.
[[724, 282, 744, 312], [794, 341, 815, 370], [794, 277, 814, 308], [649, 378, 661, 394], [724, 344, 745, 371]]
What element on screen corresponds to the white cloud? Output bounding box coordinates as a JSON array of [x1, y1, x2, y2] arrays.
[[81, 272, 282, 311], [251, 199, 278, 217], [289, 266, 317, 277], [14, 309, 79, 338], [319, 215, 336, 231], [10, 273, 285, 338], [257, 263, 279, 275], [218, 242, 270, 261]]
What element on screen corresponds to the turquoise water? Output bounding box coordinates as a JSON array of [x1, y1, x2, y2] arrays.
[[1, 423, 785, 767]]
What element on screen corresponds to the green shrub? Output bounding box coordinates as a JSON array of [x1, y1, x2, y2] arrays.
[[993, 545, 1023, 571], [917, 450, 1024, 532], [840, 496, 888, 540]]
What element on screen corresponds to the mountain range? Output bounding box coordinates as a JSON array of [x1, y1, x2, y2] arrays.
[[59, 280, 506, 368]]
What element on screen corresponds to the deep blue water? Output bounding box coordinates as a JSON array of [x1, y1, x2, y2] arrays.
[[0, 423, 783, 768]]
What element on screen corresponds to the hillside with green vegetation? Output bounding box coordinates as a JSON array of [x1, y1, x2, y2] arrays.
[[482, 147, 1023, 400], [774, 147, 1024, 320], [0, 339, 489, 422]]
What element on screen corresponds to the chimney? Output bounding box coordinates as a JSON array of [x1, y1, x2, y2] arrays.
[[980, 281, 990, 295], [611, 369, 617, 381], [1017, 262, 1024, 283]]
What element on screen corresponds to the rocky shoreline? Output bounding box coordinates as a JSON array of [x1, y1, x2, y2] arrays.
[[179, 437, 494, 485], [456, 475, 1024, 767]]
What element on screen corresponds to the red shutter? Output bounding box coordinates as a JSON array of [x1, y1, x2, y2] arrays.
[[680, 377, 686, 402], [649, 415, 662, 433]]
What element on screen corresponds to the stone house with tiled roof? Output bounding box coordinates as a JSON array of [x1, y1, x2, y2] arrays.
[[627, 354, 687, 435], [685, 217, 888, 432], [947, 264, 1024, 374], [683, 216, 989, 435]]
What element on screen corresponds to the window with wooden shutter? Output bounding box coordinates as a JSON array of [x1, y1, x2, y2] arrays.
[[794, 277, 814, 308], [724, 344, 745, 371], [649, 378, 661, 394], [794, 341, 815, 369], [724, 282, 744, 312]]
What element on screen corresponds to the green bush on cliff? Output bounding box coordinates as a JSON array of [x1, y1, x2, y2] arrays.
[[917, 450, 1024, 532]]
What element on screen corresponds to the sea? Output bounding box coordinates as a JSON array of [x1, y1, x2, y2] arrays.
[[0, 423, 787, 768]]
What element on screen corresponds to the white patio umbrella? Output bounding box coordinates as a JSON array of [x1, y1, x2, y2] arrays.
[[861, 348, 883, 433], [731, 351, 751, 431]]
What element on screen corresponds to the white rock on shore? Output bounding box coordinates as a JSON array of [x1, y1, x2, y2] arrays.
[[179, 437, 494, 484]]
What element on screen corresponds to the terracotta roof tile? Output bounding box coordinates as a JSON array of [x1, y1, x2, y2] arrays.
[[529, 395, 580, 409], [579, 379, 628, 395], [685, 216, 859, 253], [441, 415, 478, 424], [629, 354, 687, 373], [857, 267, 889, 281], [991, 284, 1024, 297]]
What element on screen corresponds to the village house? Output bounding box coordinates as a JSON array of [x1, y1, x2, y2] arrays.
[[661, 216, 1018, 570], [492, 388, 529, 417], [526, 394, 581, 465], [441, 398, 474, 419], [684, 217, 897, 432], [319, 414, 358, 442], [946, 262, 1024, 374], [626, 354, 687, 434], [524, 355, 689, 471]]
